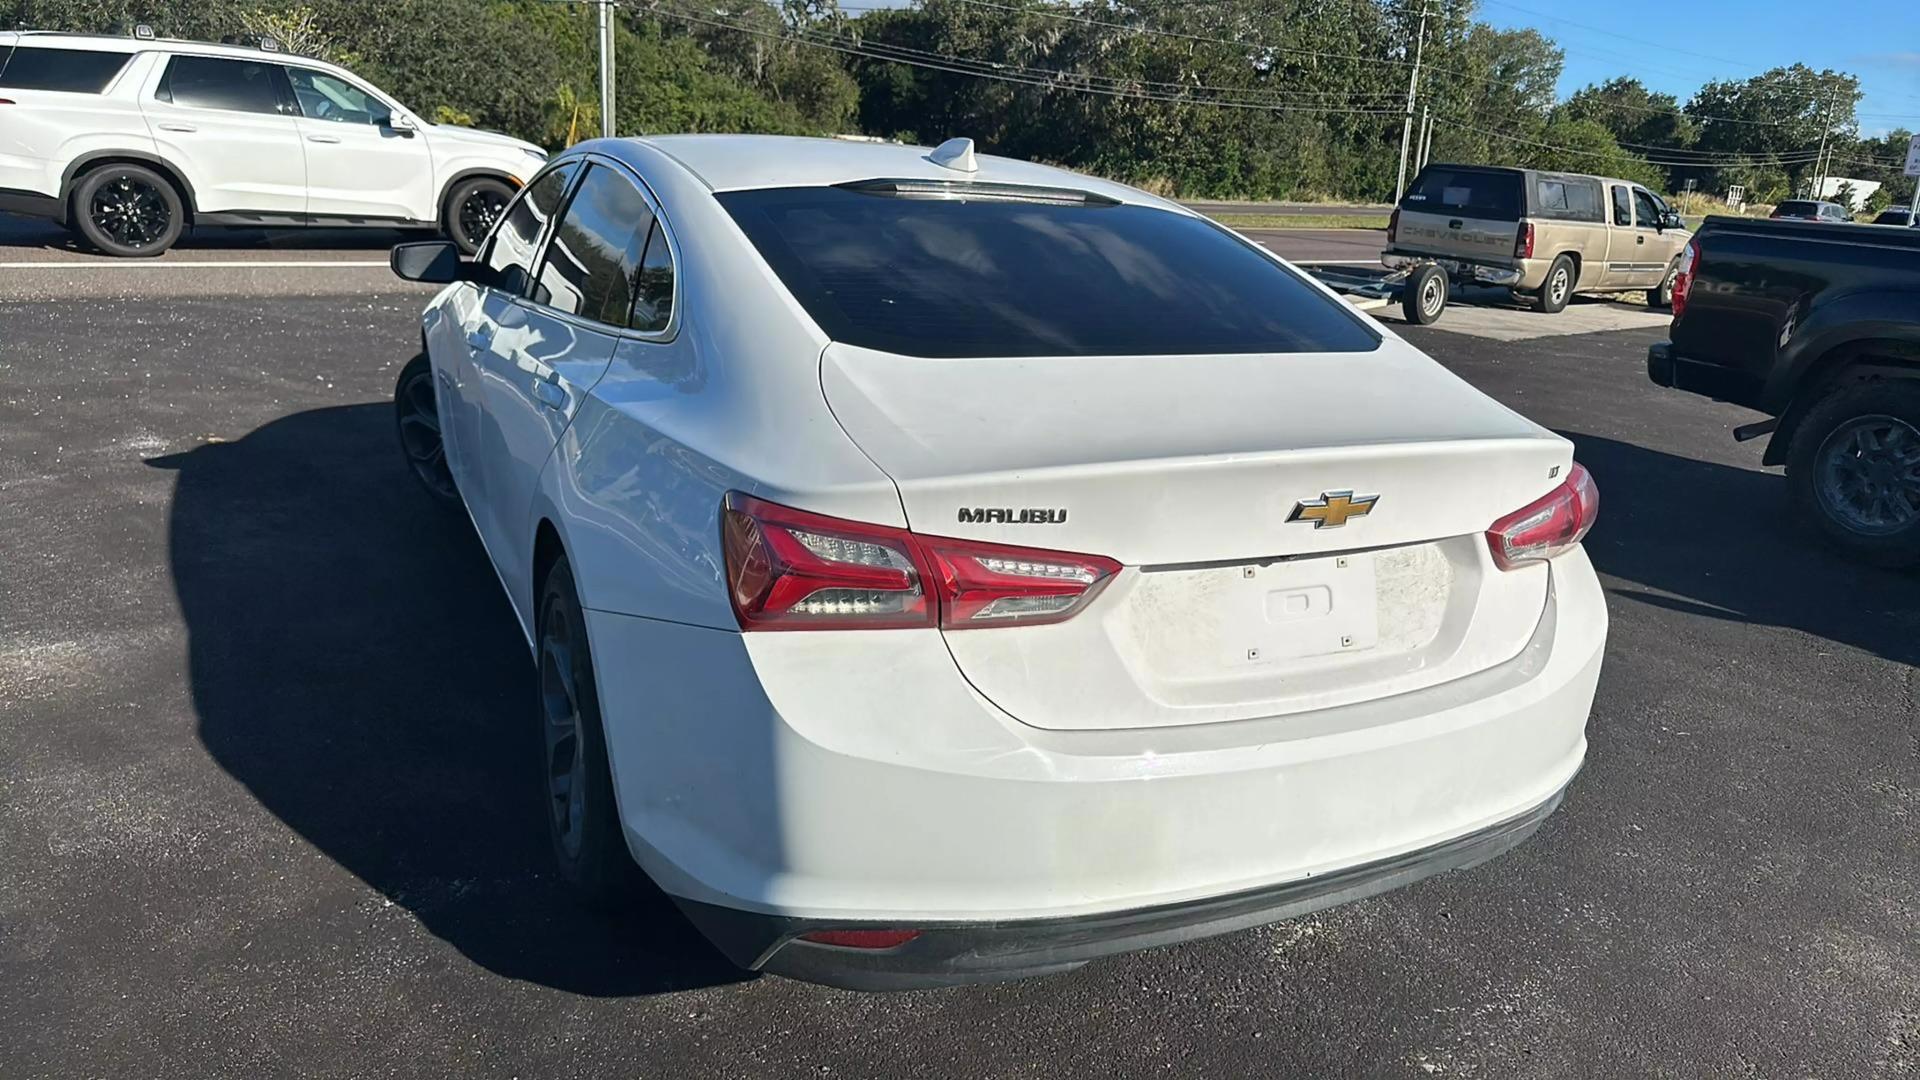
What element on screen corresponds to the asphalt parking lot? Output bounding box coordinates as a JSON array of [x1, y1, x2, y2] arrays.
[[2, 221, 1917, 1078]]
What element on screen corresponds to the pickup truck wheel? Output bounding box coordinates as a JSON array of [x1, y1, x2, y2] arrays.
[[1402, 264, 1447, 325], [1532, 255, 1574, 314], [1648, 259, 1679, 310], [1787, 382, 1920, 566]]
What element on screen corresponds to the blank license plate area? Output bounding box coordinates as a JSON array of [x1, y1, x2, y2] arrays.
[[1238, 553, 1378, 663]]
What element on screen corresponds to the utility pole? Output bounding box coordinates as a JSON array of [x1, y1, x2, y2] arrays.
[[597, 0, 617, 139], [1418, 105, 1433, 171], [1394, 0, 1437, 204]]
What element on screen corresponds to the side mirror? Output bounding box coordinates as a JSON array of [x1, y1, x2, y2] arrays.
[[387, 115, 418, 138], [1659, 210, 1684, 231], [391, 240, 465, 284]]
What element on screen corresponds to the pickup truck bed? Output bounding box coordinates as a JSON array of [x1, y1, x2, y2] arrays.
[[1647, 215, 1920, 563]]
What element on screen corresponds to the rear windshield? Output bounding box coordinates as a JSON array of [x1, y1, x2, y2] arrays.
[[0, 45, 133, 93], [718, 184, 1380, 359], [1775, 201, 1819, 215], [1401, 167, 1522, 221]]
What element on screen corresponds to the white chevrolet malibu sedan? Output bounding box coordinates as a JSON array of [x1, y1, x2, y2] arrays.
[[388, 134, 1607, 990]]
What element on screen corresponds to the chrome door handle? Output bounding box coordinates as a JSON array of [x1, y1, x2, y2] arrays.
[[158, 122, 196, 132], [306, 134, 342, 144], [465, 327, 493, 351], [531, 377, 569, 411]]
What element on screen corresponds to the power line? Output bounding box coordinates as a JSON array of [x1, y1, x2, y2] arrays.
[[1434, 115, 1824, 167]]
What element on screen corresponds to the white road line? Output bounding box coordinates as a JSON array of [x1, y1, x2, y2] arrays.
[[0, 259, 388, 269]]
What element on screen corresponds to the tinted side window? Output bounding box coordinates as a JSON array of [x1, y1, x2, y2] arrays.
[[285, 67, 390, 125], [1567, 180, 1602, 222], [631, 224, 674, 333], [531, 164, 653, 324], [158, 56, 286, 115], [1611, 186, 1631, 227], [0, 46, 132, 92], [1537, 181, 1568, 212], [1632, 189, 1661, 227], [480, 162, 578, 296]]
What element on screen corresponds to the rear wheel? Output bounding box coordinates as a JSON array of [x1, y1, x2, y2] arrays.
[[537, 556, 648, 907], [1401, 264, 1447, 325], [71, 164, 183, 257], [443, 176, 514, 255], [1647, 259, 1679, 309], [1532, 254, 1574, 314], [1787, 381, 1920, 566]]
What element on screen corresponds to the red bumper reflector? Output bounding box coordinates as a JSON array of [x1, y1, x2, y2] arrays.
[[799, 929, 923, 949]]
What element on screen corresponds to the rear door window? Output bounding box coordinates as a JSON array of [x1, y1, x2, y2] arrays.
[[1401, 168, 1522, 221], [0, 46, 132, 92], [719, 184, 1379, 359], [156, 55, 288, 115], [1611, 186, 1632, 226], [530, 163, 655, 326]]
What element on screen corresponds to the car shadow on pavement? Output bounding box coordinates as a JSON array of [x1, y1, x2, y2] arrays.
[[148, 403, 746, 996], [1564, 430, 1920, 667], [1, 212, 419, 254]]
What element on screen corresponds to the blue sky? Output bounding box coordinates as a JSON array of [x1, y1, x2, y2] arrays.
[[1473, 0, 1920, 137]]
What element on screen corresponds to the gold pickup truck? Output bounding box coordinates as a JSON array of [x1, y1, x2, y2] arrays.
[[1385, 164, 1691, 315]]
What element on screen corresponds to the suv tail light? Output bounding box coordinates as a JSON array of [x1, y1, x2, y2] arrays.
[[1671, 237, 1699, 318], [1514, 221, 1535, 259], [722, 493, 1121, 631], [1386, 208, 1399, 244], [1486, 464, 1598, 570]]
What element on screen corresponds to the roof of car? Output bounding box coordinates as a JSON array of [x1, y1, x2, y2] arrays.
[[619, 134, 1182, 207], [0, 30, 319, 64]]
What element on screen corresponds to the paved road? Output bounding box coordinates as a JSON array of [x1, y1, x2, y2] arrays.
[[3, 286, 1914, 1078]]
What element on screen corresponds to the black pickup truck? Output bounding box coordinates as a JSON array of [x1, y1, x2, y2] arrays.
[[1648, 216, 1920, 564]]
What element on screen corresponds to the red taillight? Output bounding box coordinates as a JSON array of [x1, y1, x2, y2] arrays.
[[1671, 237, 1699, 319], [1514, 221, 1535, 259], [1486, 464, 1598, 570], [800, 929, 922, 949], [721, 493, 1121, 631], [1386, 207, 1399, 244]]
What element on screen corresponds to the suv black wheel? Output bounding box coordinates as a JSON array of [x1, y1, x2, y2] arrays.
[[443, 176, 515, 255], [537, 556, 649, 907], [1532, 254, 1574, 314], [71, 164, 184, 257], [1787, 380, 1920, 566]]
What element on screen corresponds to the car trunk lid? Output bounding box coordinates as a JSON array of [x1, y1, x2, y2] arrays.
[[821, 338, 1570, 731]]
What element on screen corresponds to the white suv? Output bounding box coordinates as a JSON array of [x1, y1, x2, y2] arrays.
[[0, 31, 549, 256]]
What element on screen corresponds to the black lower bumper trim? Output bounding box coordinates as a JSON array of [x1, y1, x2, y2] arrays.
[[675, 782, 1571, 991], [0, 188, 63, 222], [1647, 340, 1675, 387]]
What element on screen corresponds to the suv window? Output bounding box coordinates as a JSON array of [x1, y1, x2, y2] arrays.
[[285, 67, 389, 125], [531, 164, 655, 326], [480, 162, 578, 296], [719, 184, 1380, 359], [1401, 167, 1521, 221], [0, 46, 132, 92], [157, 55, 287, 115], [1611, 186, 1631, 227], [1632, 189, 1662, 228]]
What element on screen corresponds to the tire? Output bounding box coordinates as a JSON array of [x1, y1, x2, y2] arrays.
[[1785, 380, 1920, 566], [1401, 264, 1448, 325], [393, 352, 460, 505], [1647, 259, 1679, 310], [70, 163, 184, 257], [1532, 254, 1574, 314], [442, 176, 515, 255], [536, 556, 648, 907]]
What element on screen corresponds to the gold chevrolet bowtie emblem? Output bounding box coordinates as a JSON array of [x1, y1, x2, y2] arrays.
[[1288, 490, 1379, 529]]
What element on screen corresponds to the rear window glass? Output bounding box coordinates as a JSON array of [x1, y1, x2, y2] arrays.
[[1401, 167, 1522, 221], [0, 46, 132, 93], [717, 185, 1379, 359], [1775, 201, 1819, 215], [1533, 177, 1601, 223]]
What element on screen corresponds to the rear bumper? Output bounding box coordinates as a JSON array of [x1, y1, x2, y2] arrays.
[[1383, 250, 1524, 287], [585, 548, 1605, 980], [685, 781, 1569, 990], [1646, 340, 1767, 409]]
